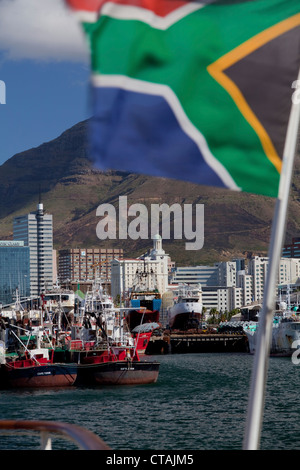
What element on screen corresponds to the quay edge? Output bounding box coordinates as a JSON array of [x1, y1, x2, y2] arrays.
[[146, 330, 249, 355]]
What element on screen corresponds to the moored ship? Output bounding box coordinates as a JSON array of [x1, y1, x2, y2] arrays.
[[69, 306, 160, 386], [76, 346, 159, 386], [131, 322, 160, 355], [3, 357, 78, 388], [41, 287, 75, 315], [124, 254, 162, 332], [126, 290, 161, 331], [1, 328, 77, 388], [243, 311, 300, 357], [168, 284, 203, 330]]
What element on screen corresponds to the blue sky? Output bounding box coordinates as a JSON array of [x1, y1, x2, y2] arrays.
[[0, 0, 90, 166]]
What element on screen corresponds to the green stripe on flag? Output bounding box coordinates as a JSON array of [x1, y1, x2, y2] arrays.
[[82, 0, 300, 197]]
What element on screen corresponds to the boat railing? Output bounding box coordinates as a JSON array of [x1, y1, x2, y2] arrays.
[[0, 420, 110, 450], [69, 340, 110, 352]]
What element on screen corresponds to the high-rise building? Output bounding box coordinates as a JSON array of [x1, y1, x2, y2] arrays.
[[58, 247, 124, 284], [0, 241, 30, 305], [13, 202, 53, 296]]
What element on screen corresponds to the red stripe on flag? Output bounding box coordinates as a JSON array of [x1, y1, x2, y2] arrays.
[[66, 0, 191, 17]]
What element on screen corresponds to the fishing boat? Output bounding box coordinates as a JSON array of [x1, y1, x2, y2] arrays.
[[69, 307, 159, 386], [76, 346, 159, 386], [84, 277, 114, 315], [3, 354, 78, 388], [124, 260, 162, 331], [1, 338, 77, 388], [81, 277, 156, 355], [167, 284, 203, 330], [243, 288, 300, 357], [243, 309, 300, 357], [131, 322, 160, 355], [0, 316, 77, 388], [126, 290, 161, 331], [41, 286, 75, 315]]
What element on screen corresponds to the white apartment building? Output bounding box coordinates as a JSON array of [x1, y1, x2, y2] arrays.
[[168, 256, 300, 312], [236, 270, 253, 305], [13, 202, 54, 297], [169, 261, 240, 311], [169, 265, 218, 286], [229, 286, 243, 310], [247, 256, 268, 302], [111, 235, 169, 300], [217, 261, 236, 287], [248, 256, 300, 302], [201, 285, 243, 312], [112, 251, 300, 313]]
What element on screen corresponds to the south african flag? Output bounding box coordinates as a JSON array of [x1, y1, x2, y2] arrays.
[[66, 0, 300, 197]]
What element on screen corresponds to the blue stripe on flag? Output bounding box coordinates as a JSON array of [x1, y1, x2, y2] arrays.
[[90, 86, 227, 187]]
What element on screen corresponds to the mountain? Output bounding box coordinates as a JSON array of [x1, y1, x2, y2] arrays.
[[0, 120, 299, 265]]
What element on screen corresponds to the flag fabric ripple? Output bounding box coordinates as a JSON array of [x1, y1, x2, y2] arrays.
[[66, 0, 300, 197]]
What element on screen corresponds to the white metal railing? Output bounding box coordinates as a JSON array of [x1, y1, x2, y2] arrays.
[[0, 420, 110, 450]]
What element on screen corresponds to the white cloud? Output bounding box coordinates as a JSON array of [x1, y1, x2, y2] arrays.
[[0, 0, 89, 62]]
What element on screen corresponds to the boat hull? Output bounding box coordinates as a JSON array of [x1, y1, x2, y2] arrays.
[[126, 309, 160, 331], [168, 302, 202, 329], [244, 319, 300, 357], [3, 363, 78, 388], [134, 332, 153, 355], [76, 360, 160, 386]]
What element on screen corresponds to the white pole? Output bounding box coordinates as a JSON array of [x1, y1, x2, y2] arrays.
[[243, 74, 300, 450]]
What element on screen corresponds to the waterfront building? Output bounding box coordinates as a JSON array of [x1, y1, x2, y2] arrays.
[[229, 286, 244, 310], [169, 265, 218, 286], [13, 202, 53, 297], [0, 241, 30, 306], [200, 285, 242, 312], [236, 270, 253, 305], [247, 256, 300, 302], [278, 257, 300, 287], [169, 261, 237, 288], [169, 261, 239, 312], [58, 247, 124, 284], [217, 261, 236, 287], [247, 256, 268, 302], [200, 286, 222, 311], [168, 256, 300, 311], [111, 235, 169, 301]]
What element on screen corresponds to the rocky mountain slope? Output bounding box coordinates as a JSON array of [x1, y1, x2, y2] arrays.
[[0, 120, 299, 265]]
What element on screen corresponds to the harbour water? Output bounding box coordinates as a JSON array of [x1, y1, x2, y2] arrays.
[[0, 352, 299, 450]]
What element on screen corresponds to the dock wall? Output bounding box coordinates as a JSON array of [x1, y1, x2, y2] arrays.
[[146, 332, 249, 355]]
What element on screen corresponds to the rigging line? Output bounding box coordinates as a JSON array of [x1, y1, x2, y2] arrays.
[[9, 329, 40, 366]]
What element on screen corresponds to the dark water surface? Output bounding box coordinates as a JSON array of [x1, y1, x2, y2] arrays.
[[0, 353, 299, 450]]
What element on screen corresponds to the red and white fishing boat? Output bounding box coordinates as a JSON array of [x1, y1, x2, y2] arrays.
[[3, 353, 77, 388], [69, 306, 160, 386], [131, 322, 160, 355], [2, 331, 77, 388], [76, 345, 159, 386]]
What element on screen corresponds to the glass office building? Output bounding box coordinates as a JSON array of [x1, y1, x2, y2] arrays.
[[0, 241, 30, 306], [282, 237, 300, 258]]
